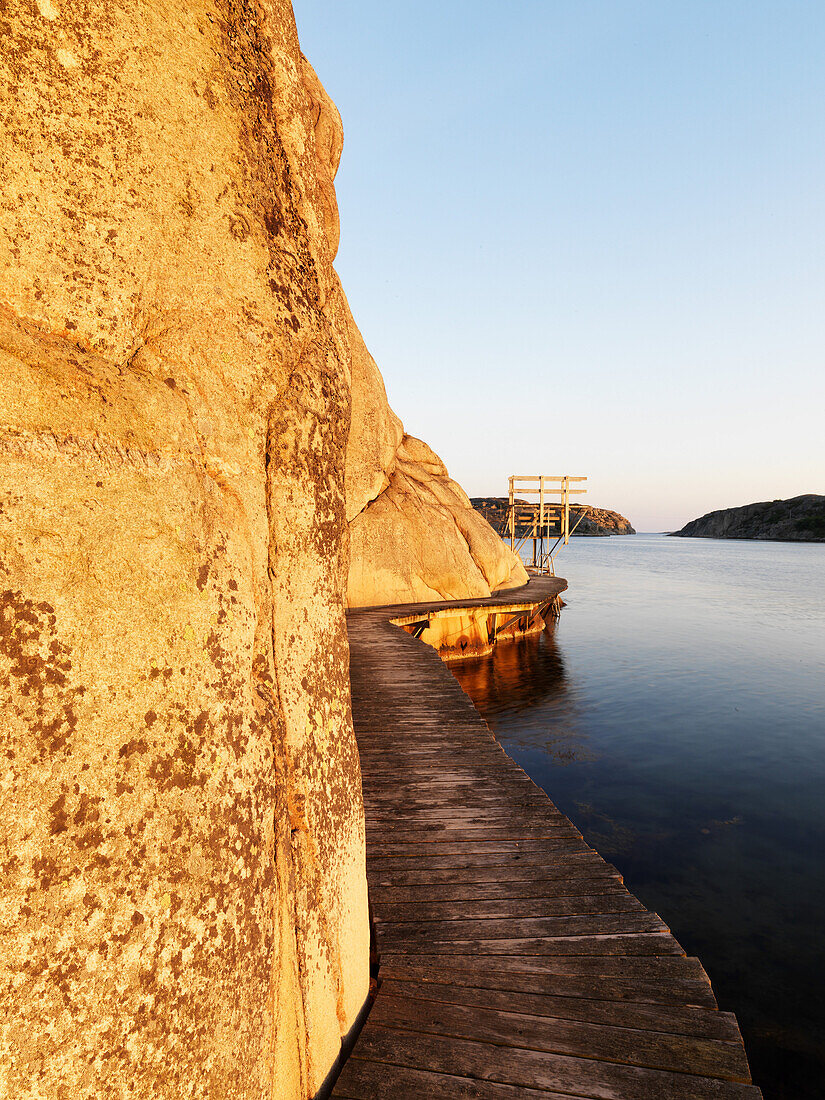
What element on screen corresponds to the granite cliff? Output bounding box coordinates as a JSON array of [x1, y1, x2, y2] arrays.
[[472, 498, 635, 537], [0, 4, 518, 1098], [673, 495, 825, 542], [345, 325, 527, 605], [348, 435, 528, 605]]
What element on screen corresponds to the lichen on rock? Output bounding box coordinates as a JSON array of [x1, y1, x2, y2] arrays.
[[1, 4, 366, 1097]]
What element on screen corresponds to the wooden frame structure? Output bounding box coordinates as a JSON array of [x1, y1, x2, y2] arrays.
[[505, 475, 587, 575]]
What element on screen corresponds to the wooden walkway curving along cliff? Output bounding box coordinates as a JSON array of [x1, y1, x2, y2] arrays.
[[331, 577, 762, 1100]]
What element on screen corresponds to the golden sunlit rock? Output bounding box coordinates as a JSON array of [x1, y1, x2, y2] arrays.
[[0, 4, 366, 1097]]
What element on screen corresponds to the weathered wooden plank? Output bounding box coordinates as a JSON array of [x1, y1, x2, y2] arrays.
[[344, 1027, 761, 1099], [363, 808, 571, 826], [361, 749, 504, 755], [363, 768, 551, 784], [363, 797, 571, 813], [363, 801, 560, 819], [375, 979, 740, 1040], [366, 764, 553, 783], [367, 855, 619, 888], [362, 790, 561, 810], [375, 912, 668, 944], [377, 953, 710, 981], [379, 962, 719, 1010], [369, 875, 626, 905], [364, 811, 574, 829], [360, 749, 507, 757], [372, 893, 644, 922], [365, 827, 580, 844], [365, 819, 577, 836], [363, 751, 529, 763], [368, 993, 751, 1080], [368, 846, 590, 871], [333, 1059, 574, 1100], [363, 770, 518, 779], [368, 845, 593, 872], [364, 822, 579, 841], [364, 820, 576, 837], [362, 795, 563, 807], [368, 839, 586, 861], [363, 796, 567, 814], [377, 931, 684, 957]]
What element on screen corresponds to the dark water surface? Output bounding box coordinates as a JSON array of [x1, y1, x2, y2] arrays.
[[449, 534, 825, 1100]]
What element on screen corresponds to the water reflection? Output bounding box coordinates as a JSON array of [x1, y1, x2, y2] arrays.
[[455, 622, 597, 765]]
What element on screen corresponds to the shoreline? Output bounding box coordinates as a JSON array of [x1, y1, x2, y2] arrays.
[[668, 533, 825, 543]]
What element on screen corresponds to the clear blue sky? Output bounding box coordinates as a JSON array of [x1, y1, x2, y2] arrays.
[[293, 1, 824, 531]]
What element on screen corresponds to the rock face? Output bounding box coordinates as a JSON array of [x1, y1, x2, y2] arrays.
[[348, 440, 528, 606], [472, 499, 636, 537], [569, 506, 636, 536], [344, 338, 527, 606], [673, 495, 825, 541], [0, 6, 371, 1099]]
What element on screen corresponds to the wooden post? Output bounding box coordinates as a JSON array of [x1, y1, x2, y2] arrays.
[[508, 476, 514, 551], [539, 476, 545, 569]]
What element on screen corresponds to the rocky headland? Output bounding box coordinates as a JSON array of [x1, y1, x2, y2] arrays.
[[0, 6, 523, 1099], [472, 498, 636, 537], [569, 505, 636, 536], [673, 495, 825, 542]]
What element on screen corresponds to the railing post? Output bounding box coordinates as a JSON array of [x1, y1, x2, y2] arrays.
[[508, 476, 515, 551], [539, 476, 545, 569]]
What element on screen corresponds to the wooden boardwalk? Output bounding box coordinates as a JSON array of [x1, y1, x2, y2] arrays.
[[332, 578, 761, 1099]]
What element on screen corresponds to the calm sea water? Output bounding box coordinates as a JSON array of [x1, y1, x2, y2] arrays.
[[449, 534, 825, 1100]]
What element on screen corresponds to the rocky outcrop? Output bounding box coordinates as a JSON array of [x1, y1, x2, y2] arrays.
[[348, 440, 528, 606], [569, 505, 636, 536], [673, 495, 825, 541], [0, 7, 368, 1099], [472, 498, 635, 537], [344, 343, 527, 605]]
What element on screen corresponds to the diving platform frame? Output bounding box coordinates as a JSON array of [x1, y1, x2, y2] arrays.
[[504, 475, 588, 575]]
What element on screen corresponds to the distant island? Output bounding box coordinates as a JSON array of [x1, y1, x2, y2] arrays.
[[673, 494, 825, 542], [472, 498, 635, 537]]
